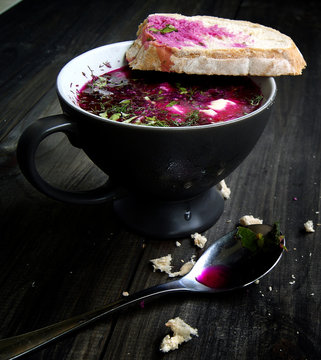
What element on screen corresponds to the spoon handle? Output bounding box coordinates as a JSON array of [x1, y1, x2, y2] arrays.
[[0, 280, 187, 360]]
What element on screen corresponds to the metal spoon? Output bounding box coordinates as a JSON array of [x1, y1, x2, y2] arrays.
[[0, 224, 284, 359]]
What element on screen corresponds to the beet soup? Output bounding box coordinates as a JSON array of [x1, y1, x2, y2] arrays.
[[77, 66, 263, 127]]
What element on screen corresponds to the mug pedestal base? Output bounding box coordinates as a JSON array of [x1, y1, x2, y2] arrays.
[[113, 186, 224, 239]]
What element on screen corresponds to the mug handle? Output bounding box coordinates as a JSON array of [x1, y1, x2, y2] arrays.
[[17, 115, 121, 204]]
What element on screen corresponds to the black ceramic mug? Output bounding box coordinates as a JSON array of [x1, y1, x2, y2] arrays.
[[17, 41, 277, 238]]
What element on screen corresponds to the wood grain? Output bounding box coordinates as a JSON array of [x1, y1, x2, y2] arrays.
[[0, 1, 320, 359]]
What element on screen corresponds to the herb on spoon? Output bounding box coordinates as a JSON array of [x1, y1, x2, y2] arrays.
[[236, 222, 287, 252]]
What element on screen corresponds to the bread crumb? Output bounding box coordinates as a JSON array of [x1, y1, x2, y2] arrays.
[[191, 233, 207, 248], [239, 215, 263, 226], [255, 279, 260, 284], [122, 291, 129, 296], [304, 220, 315, 233], [169, 257, 196, 277], [218, 180, 231, 199], [150, 254, 195, 277], [176, 241, 181, 247], [150, 254, 172, 275], [160, 317, 198, 353]]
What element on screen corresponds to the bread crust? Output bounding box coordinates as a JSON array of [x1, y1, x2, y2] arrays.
[[126, 14, 306, 76]]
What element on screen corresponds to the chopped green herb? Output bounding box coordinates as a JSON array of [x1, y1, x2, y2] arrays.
[[236, 222, 286, 253], [108, 101, 130, 114], [122, 116, 137, 123], [145, 116, 169, 127], [236, 226, 259, 252], [160, 24, 178, 34], [257, 233, 265, 248], [110, 113, 121, 120], [166, 100, 179, 107], [148, 27, 160, 33], [250, 95, 263, 106], [184, 110, 200, 126], [93, 76, 108, 88], [99, 111, 108, 118], [270, 222, 287, 251], [176, 83, 188, 94], [148, 24, 178, 35]]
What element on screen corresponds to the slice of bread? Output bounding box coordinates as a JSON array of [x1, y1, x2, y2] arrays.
[[126, 13, 306, 76]]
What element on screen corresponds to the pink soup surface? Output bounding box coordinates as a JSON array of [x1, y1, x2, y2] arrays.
[[77, 66, 263, 127]]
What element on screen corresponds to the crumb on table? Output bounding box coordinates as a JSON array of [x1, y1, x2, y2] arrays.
[[160, 317, 198, 352], [239, 215, 263, 226], [191, 232, 207, 248]]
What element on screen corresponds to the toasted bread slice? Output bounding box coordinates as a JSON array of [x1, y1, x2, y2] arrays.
[[126, 13, 306, 76]]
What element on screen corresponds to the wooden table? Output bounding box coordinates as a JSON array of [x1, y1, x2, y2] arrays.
[[0, 1, 320, 359]]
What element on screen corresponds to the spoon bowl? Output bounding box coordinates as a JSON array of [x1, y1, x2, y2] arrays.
[[0, 224, 285, 359], [184, 224, 284, 292]]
